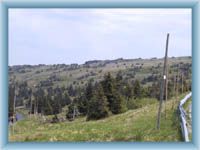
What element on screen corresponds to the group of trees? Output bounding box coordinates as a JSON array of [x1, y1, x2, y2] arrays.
[[28, 86, 71, 116], [9, 61, 192, 123], [67, 72, 144, 120], [9, 82, 72, 117], [67, 68, 191, 121]]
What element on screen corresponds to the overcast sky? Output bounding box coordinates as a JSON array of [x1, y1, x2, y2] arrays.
[[9, 8, 191, 66]]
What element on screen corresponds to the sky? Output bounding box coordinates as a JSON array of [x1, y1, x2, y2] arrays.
[[9, 8, 191, 66]]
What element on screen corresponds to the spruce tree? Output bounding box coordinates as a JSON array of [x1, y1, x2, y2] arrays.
[[111, 91, 127, 114], [85, 80, 93, 101], [62, 91, 71, 106], [133, 79, 142, 99], [101, 72, 115, 111], [37, 87, 45, 114], [101, 72, 127, 114], [43, 94, 53, 115], [87, 84, 109, 120], [115, 71, 124, 94], [77, 79, 93, 115], [77, 94, 88, 115], [124, 83, 134, 101]]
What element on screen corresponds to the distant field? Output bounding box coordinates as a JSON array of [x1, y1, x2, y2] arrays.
[[9, 94, 187, 142]]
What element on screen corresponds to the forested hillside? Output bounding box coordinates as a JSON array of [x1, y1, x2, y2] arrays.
[[9, 56, 192, 123]]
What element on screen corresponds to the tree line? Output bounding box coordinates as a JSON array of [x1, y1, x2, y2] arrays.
[[9, 68, 191, 122]]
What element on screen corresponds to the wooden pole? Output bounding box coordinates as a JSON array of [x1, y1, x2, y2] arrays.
[[13, 85, 16, 117], [164, 62, 168, 119], [12, 82, 17, 135], [172, 74, 176, 110], [156, 33, 170, 130], [176, 65, 179, 104], [30, 96, 32, 118], [12, 85, 16, 135], [181, 73, 183, 94], [73, 105, 75, 120]]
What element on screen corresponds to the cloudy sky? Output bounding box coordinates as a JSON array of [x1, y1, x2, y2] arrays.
[[9, 8, 191, 66]]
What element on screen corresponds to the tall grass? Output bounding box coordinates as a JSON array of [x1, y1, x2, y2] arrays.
[[9, 95, 186, 142]]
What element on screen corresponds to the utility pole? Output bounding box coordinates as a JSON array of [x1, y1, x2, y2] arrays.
[[176, 65, 179, 104], [73, 105, 75, 120], [30, 94, 32, 118], [13, 85, 16, 118], [32, 84, 37, 118], [12, 82, 17, 135], [164, 61, 169, 119], [12, 76, 16, 118], [181, 73, 183, 94], [172, 74, 176, 110], [156, 33, 170, 130]]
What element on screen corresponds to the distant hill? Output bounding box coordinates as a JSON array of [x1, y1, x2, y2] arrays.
[[9, 56, 192, 89], [8, 56, 192, 142]]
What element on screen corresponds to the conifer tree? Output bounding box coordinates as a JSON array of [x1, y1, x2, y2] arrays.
[[85, 80, 93, 102], [77, 94, 88, 115], [124, 83, 134, 101], [133, 79, 142, 99], [115, 71, 125, 94], [87, 84, 109, 120], [101, 72, 127, 114], [43, 94, 53, 115], [101, 72, 115, 111], [62, 91, 71, 106], [111, 91, 127, 114]]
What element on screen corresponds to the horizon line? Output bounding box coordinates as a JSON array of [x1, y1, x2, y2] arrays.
[[9, 55, 192, 67]]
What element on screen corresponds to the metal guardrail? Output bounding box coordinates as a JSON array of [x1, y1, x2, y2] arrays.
[[178, 92, 192, 142]]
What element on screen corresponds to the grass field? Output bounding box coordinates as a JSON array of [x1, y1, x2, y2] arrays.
[[9, 95, 187, 142]]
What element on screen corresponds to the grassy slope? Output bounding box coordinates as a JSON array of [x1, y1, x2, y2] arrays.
[[9, 95, 186, 142], [9, 56, 191, 88]]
